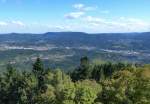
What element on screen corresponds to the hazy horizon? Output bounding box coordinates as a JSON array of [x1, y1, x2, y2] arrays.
[[0, 31, 150, 34]]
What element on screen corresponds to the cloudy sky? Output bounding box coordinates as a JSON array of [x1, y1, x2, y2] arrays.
[[0, 0, 150, 33]]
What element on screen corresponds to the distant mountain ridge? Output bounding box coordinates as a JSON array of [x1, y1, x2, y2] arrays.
[[0, 32, 150, 70], [0, 32, 150, 50]]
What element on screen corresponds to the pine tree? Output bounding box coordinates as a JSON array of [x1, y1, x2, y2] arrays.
[[32, 58, 47, 93]]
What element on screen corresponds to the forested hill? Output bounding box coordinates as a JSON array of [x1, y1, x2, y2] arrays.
[[0, 32, 150, 50], [0, 57, 150, 104]]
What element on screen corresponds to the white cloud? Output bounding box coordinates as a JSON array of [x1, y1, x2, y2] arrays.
[[0, 21, 8, 26], [64, 3, 150, 33], [0, 17, 150, 33], [79, 16, 150, 33], [0, 20, 27, 33], [73, 4, 84, 10], [119, 17, 149, 26], [11, 21, 25, 27], [84, 16, 106, 23], [73, 3, 97, 11], [119, 18, 150, 32], [65, 12, 84, 19], [65, 3, 97, 20], [0, 21, 25, 27], [47, 25, 71, 30]]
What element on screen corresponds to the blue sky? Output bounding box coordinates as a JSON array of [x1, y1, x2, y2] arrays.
[[0, 0, 150, 33]]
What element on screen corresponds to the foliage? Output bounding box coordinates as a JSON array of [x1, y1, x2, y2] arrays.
[[0, 57, 150, 104]]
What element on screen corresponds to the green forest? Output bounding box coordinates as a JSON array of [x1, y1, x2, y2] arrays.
[[0, 57, 150, 104]]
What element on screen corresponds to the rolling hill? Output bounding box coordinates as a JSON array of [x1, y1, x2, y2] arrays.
[[0, 32, 150, 70]]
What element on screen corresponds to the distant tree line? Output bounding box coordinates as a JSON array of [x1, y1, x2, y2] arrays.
[[0, 57, 150, 104]]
